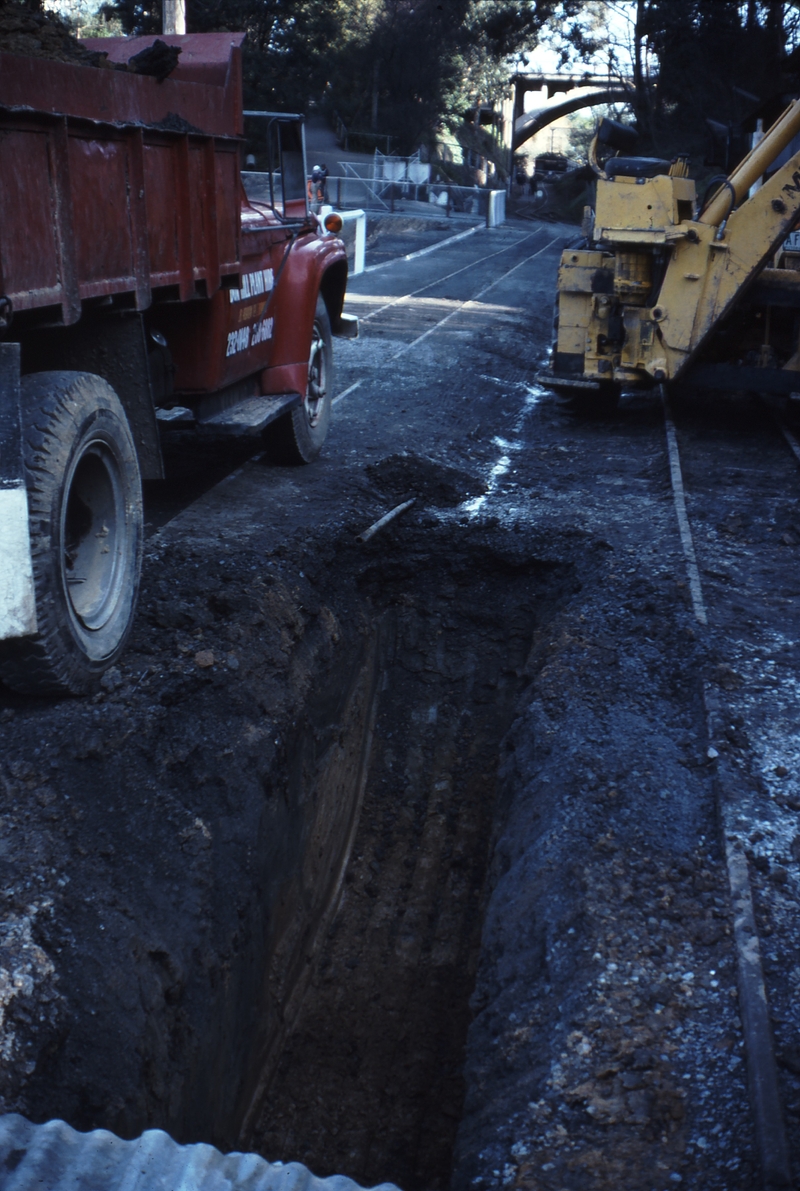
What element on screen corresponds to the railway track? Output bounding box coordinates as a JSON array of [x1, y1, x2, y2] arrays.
[[445, 363, 800, 1188], [185, 227, 796, 1188], [663, 391, 800, 1187], [260, 238, 800, 1189]]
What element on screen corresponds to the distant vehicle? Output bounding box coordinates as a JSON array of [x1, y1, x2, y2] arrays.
[[0, 34, 357, 695], [533, 152, 571, 176]]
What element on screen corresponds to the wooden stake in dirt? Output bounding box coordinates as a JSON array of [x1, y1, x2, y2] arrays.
[[357, 499, 415, 543]]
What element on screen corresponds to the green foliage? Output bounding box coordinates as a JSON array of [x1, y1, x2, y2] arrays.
[[75, 9, 123, 35], [541, 1, 800, 172], [99, 0, 159, 37], [199, 0, 345, 112], [643, 0, 784, 152], [566, 103, 630, 160], [308, 0, 580, 155], [445, 1, 583, 125], [329, 0, 472, 153], [101, 0, 349, 109], [86, 0, 800, 170], [100, 0, 572, 153], [455, 120, 510, 180]]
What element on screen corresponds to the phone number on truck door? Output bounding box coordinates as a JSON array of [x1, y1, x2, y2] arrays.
[[226, 316, 274, 357]]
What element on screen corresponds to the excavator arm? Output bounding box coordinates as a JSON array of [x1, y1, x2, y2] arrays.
[[657, 147, 800, 380], [542, 100, 800, 400]]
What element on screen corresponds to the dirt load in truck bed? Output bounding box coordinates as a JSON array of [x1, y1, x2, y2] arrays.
[[0, 1, 105, 65]]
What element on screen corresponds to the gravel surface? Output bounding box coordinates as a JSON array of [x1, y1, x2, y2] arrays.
[[449, 393, 757, 1191], [2, 217, 800, 1190], [363, 218, 479, 269]]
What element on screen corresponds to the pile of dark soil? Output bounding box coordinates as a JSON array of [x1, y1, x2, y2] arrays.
[[0, 3, 179, 76], [0, 518, 374, 1144], [0, 1, 105, 66], [365, 453, 484, 508]]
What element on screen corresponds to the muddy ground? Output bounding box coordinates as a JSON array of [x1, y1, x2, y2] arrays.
[[2, 217, 800, 1191]]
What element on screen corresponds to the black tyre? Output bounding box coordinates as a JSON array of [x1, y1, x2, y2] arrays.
[[0, 372, 143, 695], [269, 295, 333, 463]]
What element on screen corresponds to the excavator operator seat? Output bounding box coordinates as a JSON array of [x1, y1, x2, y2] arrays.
[[605, 157, 673, 179], [597, 117, 639, 153], [595, 118, 671, 181]]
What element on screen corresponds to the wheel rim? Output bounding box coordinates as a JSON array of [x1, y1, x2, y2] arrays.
[[305, 318, 327, 428], [61, 438, 127, 634]]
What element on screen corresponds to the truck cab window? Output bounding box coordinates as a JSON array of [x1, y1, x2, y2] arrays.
[[242, 112, 308, 223]]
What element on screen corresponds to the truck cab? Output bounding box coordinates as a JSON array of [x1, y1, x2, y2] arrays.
[[0, 34, 357, 694]]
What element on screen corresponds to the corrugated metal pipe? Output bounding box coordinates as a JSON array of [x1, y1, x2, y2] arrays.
[[0, 1113, 403, 1191]]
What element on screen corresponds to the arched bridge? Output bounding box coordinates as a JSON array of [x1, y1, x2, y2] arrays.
[[510, 73, 634, 150]]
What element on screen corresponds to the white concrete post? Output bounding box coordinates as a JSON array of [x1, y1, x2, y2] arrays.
[[163, 0, 185, 36], [319, 207, 366, 275], [487, 190, 506, 227]]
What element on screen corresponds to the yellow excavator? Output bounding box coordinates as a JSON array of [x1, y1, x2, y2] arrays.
[[540, 100, 800, 407]]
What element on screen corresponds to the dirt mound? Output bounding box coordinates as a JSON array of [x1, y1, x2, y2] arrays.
[[366, 454, 484, 508], [510, 166, 594, 226], [0, 1, 106, 66]]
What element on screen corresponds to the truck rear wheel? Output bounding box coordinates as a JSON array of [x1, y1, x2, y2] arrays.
[[269, 295, 333, 463], [0, 372, 143, 696]]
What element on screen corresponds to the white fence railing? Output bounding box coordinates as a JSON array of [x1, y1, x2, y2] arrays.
[[321, 176, 505, 224]]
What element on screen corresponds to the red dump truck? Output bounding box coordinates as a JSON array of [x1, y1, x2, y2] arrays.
[[0, 33, 357, 695]]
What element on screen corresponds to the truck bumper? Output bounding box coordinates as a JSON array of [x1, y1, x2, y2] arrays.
[[0, 343, 37, 641]]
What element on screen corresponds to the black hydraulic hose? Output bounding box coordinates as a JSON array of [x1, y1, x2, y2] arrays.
[[270, 231, 299, 299], [699, 175, 736, 222]]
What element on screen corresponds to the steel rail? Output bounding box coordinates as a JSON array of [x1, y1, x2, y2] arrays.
[[356, 227, 551, 324], [389, 234, 561, 361], [662, 390, 792, 1189]]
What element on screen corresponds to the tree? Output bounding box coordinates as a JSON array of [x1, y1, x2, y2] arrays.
[[542, 1, 800, 164], [103, 0, 583, 153], [101, 0, 355, 110], [327, 0, 471, 153]]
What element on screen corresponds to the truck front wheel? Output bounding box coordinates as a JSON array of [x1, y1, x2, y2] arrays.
[[0, 372, 143, 696], [269, 295, 334, 464]]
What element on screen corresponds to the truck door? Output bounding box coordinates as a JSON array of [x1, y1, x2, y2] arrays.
[[226, 114, 311, 378]]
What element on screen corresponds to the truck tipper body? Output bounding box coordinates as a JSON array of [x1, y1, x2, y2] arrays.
[[0, 33, 356, 694]]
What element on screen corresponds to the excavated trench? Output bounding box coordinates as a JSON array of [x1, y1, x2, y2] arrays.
[[237, 519, 569, 1191], [4, 463, 576, 1190]]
